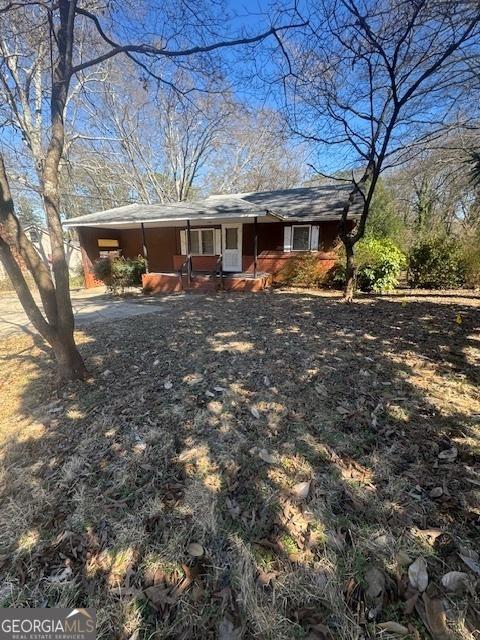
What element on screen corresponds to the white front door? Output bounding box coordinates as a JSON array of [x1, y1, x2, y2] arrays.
[[222, 224, 242, 272]]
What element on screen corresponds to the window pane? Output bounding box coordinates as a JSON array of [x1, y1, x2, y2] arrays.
[[225, 227, 238, 250], [202, 229, 214, 254], [190, 230, 200, 254], [292, 226, 310, 250]]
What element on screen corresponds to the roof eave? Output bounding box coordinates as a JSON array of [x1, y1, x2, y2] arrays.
[[63, 209, 278, 228]]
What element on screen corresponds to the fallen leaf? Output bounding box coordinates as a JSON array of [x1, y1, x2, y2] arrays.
[[458, 553, 480, 575], [144, 584, 175, 611], [408, 557, 428, 592], [365, 567, 385, 599], [164, 380, 173, 390], [365, 567, 385, 620], [377, 621, 409, 635], [258, 449, 278, 464], [314, 383, 328, 397], [404, 592, 419, 615], [441, 571, 470, 594], [256, 568, 277, 587], [458, 545, 478, 560], [291, 481, 310, 499], [250, 406, 260, 419], [415, 528, 444, 543], [187, 543, 204, 558], [437, 447, 457, 463], [422, 592, 451, 640], [47, 566, 73, 583]]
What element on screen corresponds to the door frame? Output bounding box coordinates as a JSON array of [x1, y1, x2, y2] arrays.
[[221, 223, 243, 272]]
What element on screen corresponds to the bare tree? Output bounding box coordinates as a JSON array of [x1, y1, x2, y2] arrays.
[[285, 0, 480, 300], [162, 87, 233, 201], [207, 107, 304, 194], [389, 128, 480, 236], [0, 0, 304, 381]]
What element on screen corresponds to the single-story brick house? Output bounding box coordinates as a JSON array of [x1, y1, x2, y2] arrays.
[[64, 184, 361, 293]]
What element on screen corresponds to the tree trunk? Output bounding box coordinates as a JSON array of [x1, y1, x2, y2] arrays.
[[344, 242, 356, 303], [51, 332, 88, 382], [0, 233, 88, 383]]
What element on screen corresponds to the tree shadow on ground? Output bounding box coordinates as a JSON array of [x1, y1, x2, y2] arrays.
[[0, 291, 479, 639]]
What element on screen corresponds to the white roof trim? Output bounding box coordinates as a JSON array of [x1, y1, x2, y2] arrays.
[[64, 210, 279, 228]]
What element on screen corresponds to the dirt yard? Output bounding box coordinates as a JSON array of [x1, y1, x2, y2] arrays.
[[0, 290, 479, 639]]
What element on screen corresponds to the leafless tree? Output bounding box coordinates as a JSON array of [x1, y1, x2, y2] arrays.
[[0, 0, 304, 381], [389, 128, 480, 235], [285, 0, 480, 300], [206, 107, 305, 194]]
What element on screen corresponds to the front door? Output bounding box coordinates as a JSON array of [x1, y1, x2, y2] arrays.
[[222, 224, 242, 272]]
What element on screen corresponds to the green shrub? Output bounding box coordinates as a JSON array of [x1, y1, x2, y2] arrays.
[[462, 242, 480, 288], [355, 238, 406, 292], [93, 255, 146, 294], [408, 237, 466, 289], [325, 238, 406, 292], [278, 253, 327, 287]]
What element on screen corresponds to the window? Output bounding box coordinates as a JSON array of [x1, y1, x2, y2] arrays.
[[292, 225, 311, 251], [225, 227, 238, 250], [29, 228, 40, 243], [190, 228, 215, 255]]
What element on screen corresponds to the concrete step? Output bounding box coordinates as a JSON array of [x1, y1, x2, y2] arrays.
[[181, 274, 219, 293]]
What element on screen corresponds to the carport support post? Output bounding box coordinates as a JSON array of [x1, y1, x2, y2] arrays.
[[187, 219, 192, 285], [141, 223, 149, 273], [253, 216, 258, 279]]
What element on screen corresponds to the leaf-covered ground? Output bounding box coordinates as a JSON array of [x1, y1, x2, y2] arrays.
[[0, 290, 479, 639]]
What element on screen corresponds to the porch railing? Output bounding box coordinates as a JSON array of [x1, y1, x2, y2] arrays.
[[179, 255, 193, 284], [214, 254, 223, 290]]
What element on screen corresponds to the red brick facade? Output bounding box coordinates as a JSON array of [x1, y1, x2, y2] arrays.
[[78, 221, 349, 289]]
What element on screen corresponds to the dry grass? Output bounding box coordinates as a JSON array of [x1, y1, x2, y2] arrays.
[[0, 289, 479, 639]]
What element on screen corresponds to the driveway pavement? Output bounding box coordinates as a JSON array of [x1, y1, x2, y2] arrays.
[[0, 288, 181, 340]]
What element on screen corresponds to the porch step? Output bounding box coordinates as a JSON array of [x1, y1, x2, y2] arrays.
[[181, 274, 219, 293]]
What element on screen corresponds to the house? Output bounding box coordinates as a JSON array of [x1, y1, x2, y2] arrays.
[[63, 184, 361, 293], [24, 225, 83, 276], [0, 224, 82, 284]]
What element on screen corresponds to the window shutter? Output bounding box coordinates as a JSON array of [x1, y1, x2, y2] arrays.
[[215, 228, 222, 255], [310, 225, 319, 251], [283, 225, 292, 252], [180, 229, 187, 255]]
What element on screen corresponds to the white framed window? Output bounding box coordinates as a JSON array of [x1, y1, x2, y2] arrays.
[[291, 225, 311, 251], [190, 228, 215, 255]]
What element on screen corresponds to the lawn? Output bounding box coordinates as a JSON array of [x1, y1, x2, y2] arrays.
[[0, 290, 479, 639]]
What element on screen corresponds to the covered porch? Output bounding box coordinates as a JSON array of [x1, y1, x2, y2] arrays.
[[73, 206, 284, 293]]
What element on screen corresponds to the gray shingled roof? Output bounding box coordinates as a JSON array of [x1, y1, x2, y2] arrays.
[[241, 184, 361, 220], [63, 184, 361, 227]]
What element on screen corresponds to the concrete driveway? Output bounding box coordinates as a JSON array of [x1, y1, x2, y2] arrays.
[[0, 287, 181, 340]]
